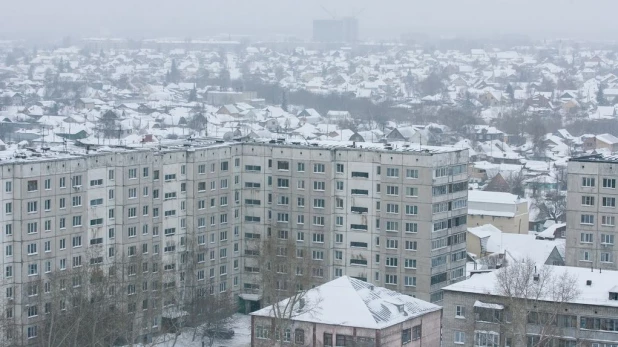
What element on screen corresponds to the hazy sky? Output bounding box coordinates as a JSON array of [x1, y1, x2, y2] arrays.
[[2, 0, 617, 41]]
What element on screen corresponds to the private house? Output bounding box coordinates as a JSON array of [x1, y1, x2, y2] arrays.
[[595, 133, 618, 152], [466, 224, 565, 265], [250, 276, 442, 347], [467, 190, 529, 234]]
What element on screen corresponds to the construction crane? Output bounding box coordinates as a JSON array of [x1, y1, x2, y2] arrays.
[[320, 5, 338, 19]]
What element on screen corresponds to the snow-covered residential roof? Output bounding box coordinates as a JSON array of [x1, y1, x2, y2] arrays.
[[468, 190, 526, 218], [597, 133, 618, 145], [444, 265, 618, 308], [536, 223, 566, 240], [468, 190, 522, 205], [250, 276, 441, 329], [468, 224, 502, 239]]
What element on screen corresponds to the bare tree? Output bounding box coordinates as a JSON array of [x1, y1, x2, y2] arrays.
[[257, 236, 323, 345], [505, 170, 526, 197], [495, 258, 580, 347], [534, 190, 567, 223]]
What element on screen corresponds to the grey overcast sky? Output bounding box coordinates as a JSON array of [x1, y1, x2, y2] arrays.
[[1, 0, 617, 41]]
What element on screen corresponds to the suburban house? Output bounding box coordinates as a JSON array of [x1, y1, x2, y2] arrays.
[[594, 133, 618, 152], [466, 224, 565, 265], [467, 190, 529, 234], [250, 276, 442, 347], [442, 266, 618, 347]]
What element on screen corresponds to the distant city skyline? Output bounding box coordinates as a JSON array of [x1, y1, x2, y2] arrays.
[[2, 0, 618, 42]]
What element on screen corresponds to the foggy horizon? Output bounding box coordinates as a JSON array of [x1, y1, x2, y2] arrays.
[[3, 0, 618, 43]]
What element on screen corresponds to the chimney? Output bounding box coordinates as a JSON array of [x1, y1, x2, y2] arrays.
[[369, 284, 374, 291], [299, 298, 305, 309]]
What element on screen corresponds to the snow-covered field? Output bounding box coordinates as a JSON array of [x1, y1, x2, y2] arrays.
[[135, 314, 251, 347]]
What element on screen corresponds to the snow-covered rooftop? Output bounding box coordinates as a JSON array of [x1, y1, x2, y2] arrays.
[[444, 266, 618, 308], [251, 276, 441, 329]]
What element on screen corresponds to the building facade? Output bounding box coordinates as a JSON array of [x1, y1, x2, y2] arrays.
[[251, 276, 442, 347], [442, 267, 618, 347], [467, 190, 529, 235], [566, 154, 618, 270], [0, 141, 468, 344]]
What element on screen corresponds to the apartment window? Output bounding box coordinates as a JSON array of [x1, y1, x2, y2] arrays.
[[5, 181, 11, 192], [72, 196, 82, 207], [351, 171, 369, 178], [128, 168, 137, 179], [313, 163, 325, 173], [404, 276, 416, 287], [582, 177, 596, 187], [406, 169, 419, 178], [601, 234, 615, 245], [386, 168, 399, 177], [405, 258, 417, 268], [27, 326, 37, 339], [72, 236, 82, 247], [27, 201, 38, 213], [581, 214, 594, 225], [277, 213, 289, 223], [312, 233, 324, 243], [314, 198, 325, 208], [386, 185, 399, 195], [335, 216, 344, 226], [386, 203, 399, 214], [581, 251, 591, 261], [312, 250, 324, 260], [601, 252, 613, 263], [405, 241, 417, 250], [603, 197, 616, 207], [386, 257, 398, 267], [312, 216, 324, 226], [313, 181, 325, 190], [297, 162, 305, 172], [602, 215, 616, 226], [336, 181, 344, 191], [474, 332, 499, 347], [454, 331, 466, 344], [405, 187, 419, 197], [385, 274, 397, 285], [603, 178, 616, 189], [27, 180, 38, 191], [277, 178, 289, 188], [29, 263, 38, 275], [386, 239, 398, 249], [582, 196, 595, 206], [27, 222, 38, 234], [406, 205, 418, 215], [336, 163, 344, 173], [277, 161, 289, 170], [405, 222, 418, 233]]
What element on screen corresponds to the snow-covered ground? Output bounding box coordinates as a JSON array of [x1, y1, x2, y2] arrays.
[[135, 314, 251, 347]]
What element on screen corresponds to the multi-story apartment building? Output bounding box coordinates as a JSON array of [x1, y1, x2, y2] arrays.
[[567, 154, 618, 270], [442, 266, 618, 347], [0, 141, 468, 344]]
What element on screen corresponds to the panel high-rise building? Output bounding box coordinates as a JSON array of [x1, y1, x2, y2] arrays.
[[566, 154, 618, 270], [0, 141, 468, 344]]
